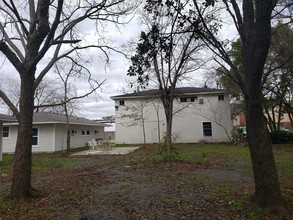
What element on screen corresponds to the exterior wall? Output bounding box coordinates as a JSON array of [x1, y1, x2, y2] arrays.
[[54, 124, 105, 151], [2, 125, 18, 153], [3, 124, 54, 153], [105, 131, 115, 141], [33, 124, 54, 152], [3, 123, 105, 153], [114, 94, 232, 144], [0, 122, 2, 161]]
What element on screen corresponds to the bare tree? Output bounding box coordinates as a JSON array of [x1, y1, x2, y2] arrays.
[[0, 0, 136, 199], [54, 58, 105, 151], [163, 0, 291, 214], [1, 78, 62, 114]]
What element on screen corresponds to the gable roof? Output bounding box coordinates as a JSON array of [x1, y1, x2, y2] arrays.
[[111, 87, 227, 100], [0, 114, 17, 122], [4, 112, 105, 127]]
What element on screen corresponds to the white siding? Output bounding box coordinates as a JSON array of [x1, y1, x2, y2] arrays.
[[114, 94, 232, 144], [54, 124, 105, 151], [33, 124, 54, 152], [3, 123, 105, 153], [0, 122, 2, 161], [2, 125, 18, 153]]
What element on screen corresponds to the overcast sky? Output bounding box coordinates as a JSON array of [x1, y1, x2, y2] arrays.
[[0, 3, 238, 120]]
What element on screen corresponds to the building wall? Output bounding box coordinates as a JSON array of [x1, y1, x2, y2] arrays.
[[114, 94, 232, 144], [3, 123, 105, 153], [0, 122, 2, 161], [2, 125, 18, 153], [33, 124, 54, 152], [54, 124, 105, 151]]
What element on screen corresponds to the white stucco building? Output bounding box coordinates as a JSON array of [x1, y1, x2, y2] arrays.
[[111, 87, 233, 144], [2, 112, 106, 153]]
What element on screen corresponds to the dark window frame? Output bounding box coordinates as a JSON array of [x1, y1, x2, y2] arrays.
[[202, 122, 212, 137], [3, 126, 9, 138], [180, 97, 187, 102], [32, 128, 38, 146], [218, 94, 224, 101], [190, 96, 198, 102]]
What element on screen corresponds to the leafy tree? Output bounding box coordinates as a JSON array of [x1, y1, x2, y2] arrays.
[[128, 2, 206, 158], [0, 0, 135, 199], [157, 0, 291, 214], [101, 115, 115, 123], [263, 23, 293, 132]]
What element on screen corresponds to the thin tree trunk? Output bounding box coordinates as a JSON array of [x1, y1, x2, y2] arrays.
[[164, 102, 173, 159], [65, 104, 71, 152], [165, 114, 172, 158], [142, 110, 146, 145]]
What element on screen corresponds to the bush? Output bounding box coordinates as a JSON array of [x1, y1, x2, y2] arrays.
[[231, 128, 246, 145], [154, 136, 184, 162], [271, 130, 293, 144]]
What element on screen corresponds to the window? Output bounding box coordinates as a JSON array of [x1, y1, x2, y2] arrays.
[[71, 129, 77, 136], [203, 122, 212, 136], [218, 94, 224, 101], [180, 97, 187, 102], [190, 96, 197, 102], [119, 100, 125, 106], [3, 126, 9, 138], [32, 128, 38, 145], [81, 128, 90, 136]]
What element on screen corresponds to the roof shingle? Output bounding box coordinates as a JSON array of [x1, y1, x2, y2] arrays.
[[111, 87, 227, 100]]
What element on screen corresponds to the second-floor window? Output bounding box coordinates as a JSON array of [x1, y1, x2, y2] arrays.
[[180, 97, 187, 102], [119, 100, 125, 106], [218, 94, 224, 101]]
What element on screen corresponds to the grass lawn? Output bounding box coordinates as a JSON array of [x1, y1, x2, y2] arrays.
[[0, 143, 292, 219]]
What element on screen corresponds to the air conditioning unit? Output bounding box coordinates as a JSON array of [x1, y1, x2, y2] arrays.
[[198, 98, 204, 104]]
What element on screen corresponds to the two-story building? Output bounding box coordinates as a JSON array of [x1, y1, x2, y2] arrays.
[[111, 87, 232, 144]]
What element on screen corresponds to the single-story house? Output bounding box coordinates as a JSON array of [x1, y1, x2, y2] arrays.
[[111, 87, 233, 144], [0, 113, 17, 161], [3, 112, 106, 153]]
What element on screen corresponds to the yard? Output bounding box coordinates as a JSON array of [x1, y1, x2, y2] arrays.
[[0, 144, 292, 220]]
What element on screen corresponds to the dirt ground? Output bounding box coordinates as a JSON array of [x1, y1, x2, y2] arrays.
[[0, 145, 292, 220]]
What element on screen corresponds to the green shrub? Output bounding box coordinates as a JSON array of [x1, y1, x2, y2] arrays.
[[271, 130, 293, 144], [155, 136, 183, 162]]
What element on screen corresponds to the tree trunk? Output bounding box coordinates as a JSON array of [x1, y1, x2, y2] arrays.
[[164, 97, 173, 159], [245, 92, 285, 207], [142, 115, 146, 145], [239, 0, 287, 212], [165, 111, 172, 159], [10, 71, 35, 198], [65, 104, 71, 152]]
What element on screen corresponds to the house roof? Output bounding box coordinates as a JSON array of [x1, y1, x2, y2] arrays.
[[4, 112, 106, 127], [0, 113, 17, 122], [111, 87, 227, 100]]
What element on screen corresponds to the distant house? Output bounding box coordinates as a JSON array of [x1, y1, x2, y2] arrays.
[[0, 114, 17, 161], [2, 112, 106, 153], [233, 109, 293, 132], [111, 87, 232, 144]]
